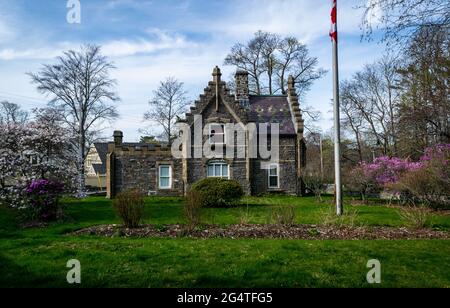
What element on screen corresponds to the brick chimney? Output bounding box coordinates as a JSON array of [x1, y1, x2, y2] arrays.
[[113, 130, 123, 146], [235, 70, 249, 108]]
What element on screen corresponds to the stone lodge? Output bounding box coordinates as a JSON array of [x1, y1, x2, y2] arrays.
[[106, 67, 306, 197]]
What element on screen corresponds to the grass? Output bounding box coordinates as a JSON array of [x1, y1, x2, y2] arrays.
[[1, 195, 450, 288], [61, 195, 450, 230]]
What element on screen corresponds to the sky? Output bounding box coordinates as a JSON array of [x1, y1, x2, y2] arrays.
[[0, 0, 386, 142]]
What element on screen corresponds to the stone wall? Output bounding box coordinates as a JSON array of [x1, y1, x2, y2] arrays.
[[251, 136, 299, 196], [109, 144, 184, 197]]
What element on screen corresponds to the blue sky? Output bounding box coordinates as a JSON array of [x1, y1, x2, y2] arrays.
[[0, 0, 386, 141]]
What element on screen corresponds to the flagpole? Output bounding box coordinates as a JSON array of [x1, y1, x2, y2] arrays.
[[331, 0, 343, 215]]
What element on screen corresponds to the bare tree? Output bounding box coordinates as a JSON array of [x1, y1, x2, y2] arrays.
[[396, 26, 450, 156], [340, 82, 365, 163], [259, 31, 281, 95], [143, 77, 189, 145], [360, 0, 450, 44], [224, 33, 265, 95], [339, 55, 401, 156], [0, 101, 28, 125], [225, 31, 326, 97], [28, 45, 119, 197], [224, 31, 326, 131]]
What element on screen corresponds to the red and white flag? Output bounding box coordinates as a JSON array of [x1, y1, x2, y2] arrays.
[[330, 0, 337, 42]]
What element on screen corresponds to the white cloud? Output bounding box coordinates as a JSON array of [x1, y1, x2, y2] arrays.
[[101, 29, 197, 58], [0, 29, 196, 61], [0, 41, 79, 61], [205, 0, 365, 42]]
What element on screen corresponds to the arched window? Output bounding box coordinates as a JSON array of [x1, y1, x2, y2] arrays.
[[207, 161, 229, 179]]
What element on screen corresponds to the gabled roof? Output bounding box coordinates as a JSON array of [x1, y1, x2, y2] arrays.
[[91, 143, 108, 175], [248, 95, 296, 135], [94, 143, 109, 165], [92, 163, 106, 175]]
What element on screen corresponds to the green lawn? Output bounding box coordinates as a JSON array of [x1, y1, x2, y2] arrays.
[[1, 196, 449, 288]]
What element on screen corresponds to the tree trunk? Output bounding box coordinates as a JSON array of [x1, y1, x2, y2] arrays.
[[268, 58, 273, 95], [77, 131, 86, 198]]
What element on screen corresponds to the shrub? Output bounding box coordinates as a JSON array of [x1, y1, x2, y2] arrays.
[[390, 144, 450, 209], [239, 204, 253, 225], [190, 178, 244, 208], [113, 189, 145, 228], [319, 206, 360, 227], [398, 205, 432, 229], [303, 173, 325, 202], [270, 206, 296, 225], [25, 179, 65, 222], [344, 165, 378, 203], [364, 156, 422, 187], [184, 190, 203, 231]]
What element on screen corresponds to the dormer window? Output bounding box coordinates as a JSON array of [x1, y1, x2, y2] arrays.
[[209, 123, 226, 145]]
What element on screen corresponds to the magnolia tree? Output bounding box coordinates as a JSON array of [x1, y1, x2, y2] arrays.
[[0, 108, 76, 210]]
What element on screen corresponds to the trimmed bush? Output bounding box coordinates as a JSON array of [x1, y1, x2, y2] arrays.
[[190, 178, 244, 208], [113, 189, 145, 228]]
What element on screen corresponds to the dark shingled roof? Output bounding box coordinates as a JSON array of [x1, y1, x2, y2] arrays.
[[248, 96, 296, 135], [91, 143, 108, 175], [92, 163, 105, 175]]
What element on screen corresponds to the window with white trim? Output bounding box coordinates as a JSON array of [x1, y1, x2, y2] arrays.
[[159, 165, 172, 189], [209, 124, 226, 145], [268, 164, 279, 188], [207, 162, 229, 179]]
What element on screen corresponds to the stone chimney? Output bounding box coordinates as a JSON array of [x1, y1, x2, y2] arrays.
[[235, 70, 249, 108], [113, 130, 123, 146]]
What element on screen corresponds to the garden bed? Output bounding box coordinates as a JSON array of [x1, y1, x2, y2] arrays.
[[72, 224, 450, 240]]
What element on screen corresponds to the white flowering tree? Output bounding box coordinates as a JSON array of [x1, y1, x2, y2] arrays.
[[0, 108, 76, 208]]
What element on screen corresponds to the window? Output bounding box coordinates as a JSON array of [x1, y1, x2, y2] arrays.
[[159, 165, 172, 189], [209, 124, 226, 145], [207, 162, 229, 179], [268, 164, 279, 188]]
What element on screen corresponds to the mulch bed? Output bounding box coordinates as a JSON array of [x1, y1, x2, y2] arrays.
[[71, 224, 450, 240]]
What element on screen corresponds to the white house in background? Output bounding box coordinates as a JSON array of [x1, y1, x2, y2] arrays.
[[85, 143, 108, 190]]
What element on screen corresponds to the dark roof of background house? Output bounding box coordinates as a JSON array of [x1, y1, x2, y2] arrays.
[[248, 95, 296, 135], [94, 143, 109, 164], [92, 163, 106, 175], [91, 143, 108, 175]]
